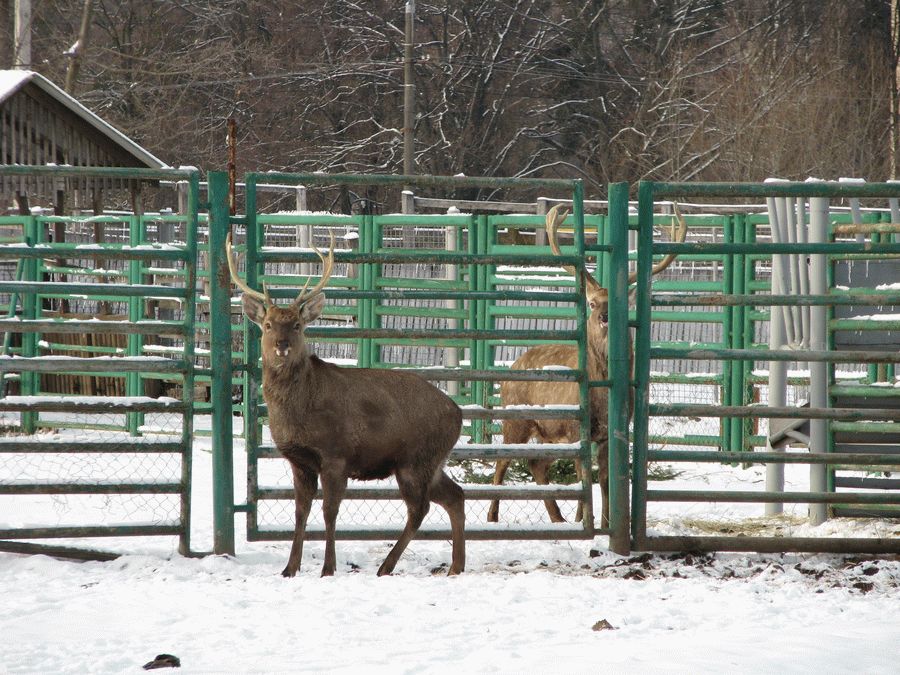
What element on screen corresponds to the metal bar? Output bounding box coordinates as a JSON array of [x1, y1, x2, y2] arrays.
[[0, 319, 188, 336], [637, 535, 900, 554], [653, 293, 900, 306], [207, 171, 236, 556], [0, 281, 190, 298], [648, 490, 900, 504], [651, 346, 900, 363], [650, 403, 900, 421], [313, 289, 581, 302], [257, 443, 582, 461], [0, 440, 183, 453], [0, 525, 182, 539], [246, 171, 578, 191], [648, 450, 900, 465], [259, 249, 586, 266], [0, 244, 190, 262], [653, 242, 900, 255], [257, 484, 584, 501], [808, 196, 829, 524], [0, 483, 183, 495], [0, 164, 196, 181], [410, 368, 580, 382], [251, 525, 595, 542], [607, 181, 631, 554], [305, 327, 581, 341], [0, 398, 188, 413], [631, 181, 655, 543], [649, 180, 900, 199], [0, 358, 188, 373]]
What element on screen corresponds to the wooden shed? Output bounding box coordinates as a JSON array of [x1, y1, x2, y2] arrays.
[[0, 69, 167, 209]]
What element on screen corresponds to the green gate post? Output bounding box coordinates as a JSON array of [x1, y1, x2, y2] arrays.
[[631, 181, 656, 546], [21, 214, 38, 434], [126, 214, 143, 436], [607, 182, 631, 554], [208, 172, 236, 556]]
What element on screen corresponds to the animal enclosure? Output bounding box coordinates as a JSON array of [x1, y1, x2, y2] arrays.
[[1, 165, 899, 559]]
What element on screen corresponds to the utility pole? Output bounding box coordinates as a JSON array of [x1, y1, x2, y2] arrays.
[[65, 0, 95, 94], [403, 0, 416, 176], [14, 0, 31, 69], [892, 1, 900, 179]]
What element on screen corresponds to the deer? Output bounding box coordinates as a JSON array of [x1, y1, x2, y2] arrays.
[[227, 231, 465, 577], [487, 204, 686, 528]]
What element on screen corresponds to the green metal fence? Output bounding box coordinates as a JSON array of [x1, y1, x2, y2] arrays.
[[206, 171, 636, 554], [632, 180, 900, 554], [0, 165, 200, 555], [4, 166, 899, 559]]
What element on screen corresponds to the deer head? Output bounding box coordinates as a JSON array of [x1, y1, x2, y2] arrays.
[[227, 230, 335, 366]]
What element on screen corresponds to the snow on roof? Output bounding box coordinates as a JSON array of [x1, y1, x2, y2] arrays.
[[0, 69, 168, 169]]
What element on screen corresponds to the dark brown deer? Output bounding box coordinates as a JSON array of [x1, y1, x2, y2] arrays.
[[487, 204, 686, 527], [228, 232, 465, 577]]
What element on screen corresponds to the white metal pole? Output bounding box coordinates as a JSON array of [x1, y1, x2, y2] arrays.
[[14, 0, 32, 69], [808, 197, 830, 525], [765, 197, 786, 513]]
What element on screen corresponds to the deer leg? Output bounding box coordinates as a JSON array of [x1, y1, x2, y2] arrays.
[[486, 459, 512, 523], [282, 461, 318, 578], [574, 458, 585, 523], [528, 458, 566, 523], [429, 470, 466, 575], [597, 445, 610, 529], [489, 421, 530, 523], [319, 467, 348, 577], [378, 470, 430, 577]]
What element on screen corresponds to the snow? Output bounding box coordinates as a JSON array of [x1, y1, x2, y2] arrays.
[[1, 433, 899, 673]]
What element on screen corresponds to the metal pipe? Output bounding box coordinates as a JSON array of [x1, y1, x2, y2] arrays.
[[808, 197, 830, 524], [765, 198, 787, 514]]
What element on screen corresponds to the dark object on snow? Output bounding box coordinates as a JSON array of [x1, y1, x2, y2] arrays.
[[142, 654, 181, 669], [592, 619, 617, 631]]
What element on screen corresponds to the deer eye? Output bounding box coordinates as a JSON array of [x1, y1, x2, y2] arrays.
[[264, 322, 272, 331], [589, 301, 596, 310], [293, 322, 301, 331]]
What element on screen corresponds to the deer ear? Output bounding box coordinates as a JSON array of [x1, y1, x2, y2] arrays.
[[298, 292, 326, 324], [243, 294, 267, 327]]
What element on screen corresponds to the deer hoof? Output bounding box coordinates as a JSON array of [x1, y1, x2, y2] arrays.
[[281, 567, 297, 578]]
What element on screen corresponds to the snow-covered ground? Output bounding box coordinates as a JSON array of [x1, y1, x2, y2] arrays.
[[2, 431, 899, 674]]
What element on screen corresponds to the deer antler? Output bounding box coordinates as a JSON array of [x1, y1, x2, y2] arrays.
[[546, 204, 603, 292], [627, 202, 687, 285], [227, 231, 272, 306], [294, 230, 335, 306], [227, 230, 335, 307]]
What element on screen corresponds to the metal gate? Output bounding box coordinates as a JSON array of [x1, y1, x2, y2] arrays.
[[631, 180, 900, 554], [206, 172, 634, 554], [0, 165, 201, 556]]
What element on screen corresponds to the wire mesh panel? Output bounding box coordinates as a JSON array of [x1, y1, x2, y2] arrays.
[[230, 173, 601, 546], [0, 165, 200, 556]]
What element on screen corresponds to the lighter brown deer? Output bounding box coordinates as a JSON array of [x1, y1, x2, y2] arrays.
[[487, 204, 686, 527]]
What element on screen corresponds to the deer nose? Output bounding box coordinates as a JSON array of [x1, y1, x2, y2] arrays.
[[275, 340, 291, 356]]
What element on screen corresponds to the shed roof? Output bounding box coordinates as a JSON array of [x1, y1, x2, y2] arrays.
[[0, 69, 168, 169]]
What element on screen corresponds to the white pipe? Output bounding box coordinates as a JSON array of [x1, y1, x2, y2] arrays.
[[764, 197, 786, 513], [795, 198, 811, 345], [808, 197, 830, 525]]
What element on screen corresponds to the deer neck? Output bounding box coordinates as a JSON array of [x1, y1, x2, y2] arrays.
[[586, 323, 609, 380], [261, 350, 314, 407]]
